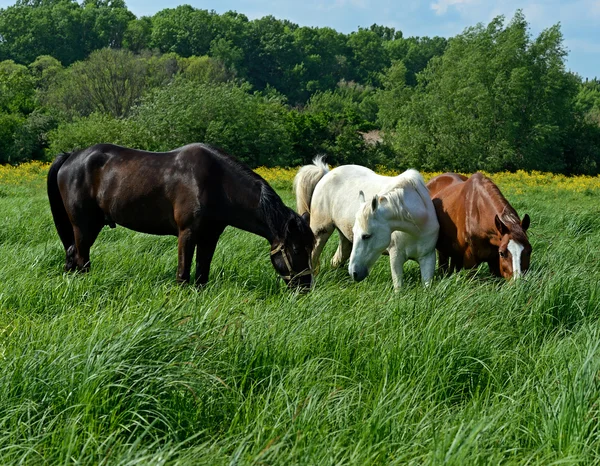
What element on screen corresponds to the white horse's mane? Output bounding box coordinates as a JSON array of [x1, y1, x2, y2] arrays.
[[357, 168, 428, 228]]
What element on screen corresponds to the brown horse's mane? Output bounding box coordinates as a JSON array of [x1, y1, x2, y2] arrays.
[[476, 174, 528, 241]]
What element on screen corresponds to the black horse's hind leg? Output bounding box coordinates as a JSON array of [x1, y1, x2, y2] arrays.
[[195, 223, 225, 286], [72, 221, 103, 272], [177, 228, 196, 284]]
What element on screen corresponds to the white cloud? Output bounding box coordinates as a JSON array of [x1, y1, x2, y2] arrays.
[[431, 0, 477, 15], [315, 0, 368, 11]]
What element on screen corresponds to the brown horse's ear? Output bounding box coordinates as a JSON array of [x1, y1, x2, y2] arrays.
[[521, 214, 530, 232], [495, 214, 509, 235], [371, 195, 378, 212], [301, 211, 310, 224]]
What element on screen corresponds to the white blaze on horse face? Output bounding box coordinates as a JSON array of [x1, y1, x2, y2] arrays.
[[507, 239, 525, 278], [349, 203, 392, 279]]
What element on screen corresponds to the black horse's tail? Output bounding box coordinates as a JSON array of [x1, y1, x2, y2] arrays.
[[47, 152, 74, 251]]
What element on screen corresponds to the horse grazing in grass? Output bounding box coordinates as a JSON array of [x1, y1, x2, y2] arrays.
[[426, 172, 531, 279], [294, 158, 439, 290], [47, 143, 315, 290]]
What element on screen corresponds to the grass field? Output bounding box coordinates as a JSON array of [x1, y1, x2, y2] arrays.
[[1, 163, 600, 464]]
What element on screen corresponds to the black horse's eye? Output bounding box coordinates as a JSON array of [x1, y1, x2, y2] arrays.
[[362, 234, 372, 240], [499, 250, 507, 258]]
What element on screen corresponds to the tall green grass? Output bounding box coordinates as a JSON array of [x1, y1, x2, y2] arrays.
[[0, 175, 599, 464]]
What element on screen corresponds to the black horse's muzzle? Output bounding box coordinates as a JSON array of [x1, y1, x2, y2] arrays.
[[271, 244, 313, 292]]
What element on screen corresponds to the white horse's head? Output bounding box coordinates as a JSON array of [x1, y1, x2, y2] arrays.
[[348, 190, 393, 282]]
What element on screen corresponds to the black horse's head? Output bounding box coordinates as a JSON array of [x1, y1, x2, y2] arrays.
[[270, 212, 315, 291]]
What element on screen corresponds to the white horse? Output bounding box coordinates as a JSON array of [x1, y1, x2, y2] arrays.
[[294, 158, 439, 290]]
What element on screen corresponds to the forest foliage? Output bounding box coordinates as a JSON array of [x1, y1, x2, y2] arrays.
[[0, 1, 599, 173]]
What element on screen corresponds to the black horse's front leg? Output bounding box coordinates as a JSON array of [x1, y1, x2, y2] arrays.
[[65, 245, 78, 272], [177, 228, 196, 284], [195, 224, 225, 286]]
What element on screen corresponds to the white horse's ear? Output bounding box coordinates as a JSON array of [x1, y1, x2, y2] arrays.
[[358, 190, 365, 204], [371, 195, 378, 212]]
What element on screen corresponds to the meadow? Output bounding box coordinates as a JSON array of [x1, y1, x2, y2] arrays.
[[1, 163, 600, 464]]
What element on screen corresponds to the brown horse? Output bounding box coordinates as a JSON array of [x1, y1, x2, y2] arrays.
[[426, 172, 531, 279], [47, 143, 315, 289]]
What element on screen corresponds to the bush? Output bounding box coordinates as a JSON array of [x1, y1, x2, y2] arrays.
[[48, 81, 294, 167], [0, 112, 25, 163], [128, 80, 293, 166], [47, 113, 140, 155]]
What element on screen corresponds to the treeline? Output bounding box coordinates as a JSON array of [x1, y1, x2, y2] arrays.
[[0, 1, 599, 173]]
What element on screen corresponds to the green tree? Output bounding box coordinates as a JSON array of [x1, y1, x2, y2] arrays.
[[42, 48, 148, 118], [0, 112, 24, 163], [576, 79, 600, 124], [28, 55, 63, 91], [181, 55, 233, 83], [50, 81, 294, 166], [0, 0, 133, 65], [123, 17, 153, 53], [209, 10, 249, 75], [384, 12, 581, 173], [385, 35, 447, 86], [150, 6, 216, 57], [346, 27, 389, 86], [0, 59, 35, 114], [243, 16, 301, 99], [291, 26, 350, 101]]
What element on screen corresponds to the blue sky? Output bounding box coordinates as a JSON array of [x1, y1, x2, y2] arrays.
[[2, 0, 598, 79]]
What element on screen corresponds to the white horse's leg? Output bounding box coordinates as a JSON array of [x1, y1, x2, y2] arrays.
[[388, 245, 406, 291], [419, 250, 437, 287], [311, 223, 335, 273], [331, 232, 352, 268]]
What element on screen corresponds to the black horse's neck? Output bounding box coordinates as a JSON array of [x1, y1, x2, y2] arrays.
[[256, 183, 293, 244], [228, 179, 292, 244], [209, 146, 291, 245]]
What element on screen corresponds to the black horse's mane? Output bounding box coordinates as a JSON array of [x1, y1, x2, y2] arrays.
[[202, 144, 303, 239]]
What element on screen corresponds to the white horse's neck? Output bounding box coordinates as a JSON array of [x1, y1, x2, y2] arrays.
[[380, 185, 432, 234]]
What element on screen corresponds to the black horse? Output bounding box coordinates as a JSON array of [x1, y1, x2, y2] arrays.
[[47, 143, 315, 289]]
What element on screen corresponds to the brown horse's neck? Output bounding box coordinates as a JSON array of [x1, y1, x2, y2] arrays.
[[480, 177, 519, 223]]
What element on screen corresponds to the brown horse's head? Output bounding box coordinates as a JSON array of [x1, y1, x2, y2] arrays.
[[270, 212, 315, 291], [495, 214, 531, 279]]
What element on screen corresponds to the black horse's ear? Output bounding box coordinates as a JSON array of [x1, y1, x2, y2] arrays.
[[521, 214, 530, 232], [301, 211, 310, 225], [495, 214, 509, 235], [286, 216, 303, 237], [286, 217, 297, 234]]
